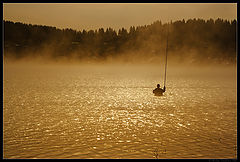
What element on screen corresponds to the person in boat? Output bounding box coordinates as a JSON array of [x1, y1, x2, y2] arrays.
[[153, 84, 166, 96]]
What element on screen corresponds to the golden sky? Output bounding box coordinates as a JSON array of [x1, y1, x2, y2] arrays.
[[3, 3, 237, 31]]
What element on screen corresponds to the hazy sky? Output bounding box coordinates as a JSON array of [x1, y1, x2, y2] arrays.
[[3, 3, 237, 31]]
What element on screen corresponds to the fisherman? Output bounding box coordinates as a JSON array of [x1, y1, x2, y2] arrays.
[[153, 84, 166, 96]]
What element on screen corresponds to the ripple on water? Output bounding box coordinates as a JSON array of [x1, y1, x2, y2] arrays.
[[3, 65, 237, 159]]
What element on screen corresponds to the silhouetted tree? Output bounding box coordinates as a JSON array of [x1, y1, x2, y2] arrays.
[[3, 19, 236, 64]]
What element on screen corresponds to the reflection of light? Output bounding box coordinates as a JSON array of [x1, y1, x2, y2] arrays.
[[4, 64, 237, 158]]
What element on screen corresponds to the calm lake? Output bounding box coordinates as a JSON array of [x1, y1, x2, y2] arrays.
[[3, 62, 237, 159]]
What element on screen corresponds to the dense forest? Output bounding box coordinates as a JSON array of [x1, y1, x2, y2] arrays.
[[3, 18, 237, 64]]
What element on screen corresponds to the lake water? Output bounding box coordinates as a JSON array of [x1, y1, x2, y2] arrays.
[[3, 62, 237, 159]]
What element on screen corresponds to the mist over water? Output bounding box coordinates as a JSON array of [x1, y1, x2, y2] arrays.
[[3, 59, 237, 159], [3, 9, 237, 159]]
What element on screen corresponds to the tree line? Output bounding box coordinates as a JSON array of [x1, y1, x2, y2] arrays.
[[3, 18, 236, 64]]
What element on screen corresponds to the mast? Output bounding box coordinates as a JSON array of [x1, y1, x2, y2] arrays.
[[164, 23, 169, 87]]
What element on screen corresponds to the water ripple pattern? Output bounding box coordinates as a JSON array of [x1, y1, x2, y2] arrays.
[[4, 64, 237, 159]]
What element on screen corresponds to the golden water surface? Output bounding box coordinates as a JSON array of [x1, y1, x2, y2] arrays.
[[3, 63, 237, 159]]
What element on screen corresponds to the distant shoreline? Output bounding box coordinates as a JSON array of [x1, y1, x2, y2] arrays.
[[3, 18, 237, 65]]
